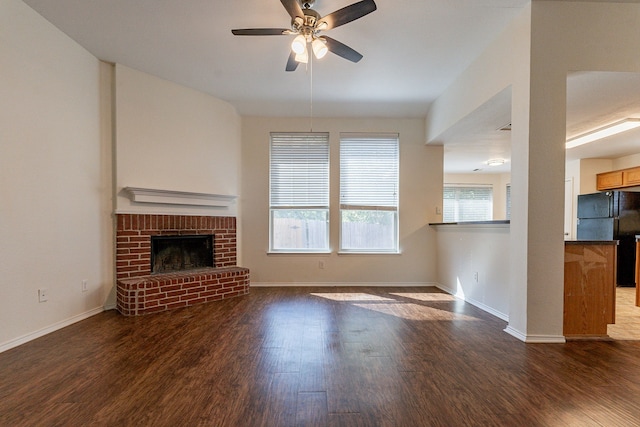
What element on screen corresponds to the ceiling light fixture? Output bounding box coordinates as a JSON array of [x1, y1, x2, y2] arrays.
[[295, 49, 309, 64], [566, 118, 640, 149], [292, 36, 328, 63], [291, 34, 307, 54], [312, 38, 328, 59], [487, 158, 505, 167], [232, 0, 376, 71]]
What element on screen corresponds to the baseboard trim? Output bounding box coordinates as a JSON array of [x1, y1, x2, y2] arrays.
[[503, 326, 566, 344], [503, 325, 527, 342], [250, 282, 438, 288], [434, 283, 509, 322], [0, 306, 105, 354]]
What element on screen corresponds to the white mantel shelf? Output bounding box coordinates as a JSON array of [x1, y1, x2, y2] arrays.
[[123, 187, 236, 207]]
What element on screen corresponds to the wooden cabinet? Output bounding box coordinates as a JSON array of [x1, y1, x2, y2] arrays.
[[625, 167, 640, 187], [597, 166, 640, 190], [597, 170, 623, 190], [564, 241, 617, 338]]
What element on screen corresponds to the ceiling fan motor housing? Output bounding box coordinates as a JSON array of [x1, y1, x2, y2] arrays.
[[301, 0, 315, 9], [292, 8, 323, 42]]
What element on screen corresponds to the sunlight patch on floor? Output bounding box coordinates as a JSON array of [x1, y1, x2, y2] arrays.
[[310, 293, 395, 302], [390, 292, 457, 302], [353, 302, 480, 321], [311, 292, 481, 321]]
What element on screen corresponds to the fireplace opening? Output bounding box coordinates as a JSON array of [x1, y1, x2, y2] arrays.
[[151, 235, 214, 274]]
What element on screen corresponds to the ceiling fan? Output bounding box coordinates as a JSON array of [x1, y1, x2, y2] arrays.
[[231, 0, 377, 71]]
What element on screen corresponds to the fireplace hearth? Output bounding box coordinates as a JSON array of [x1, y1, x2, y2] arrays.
[[115, 214, 249, 316]]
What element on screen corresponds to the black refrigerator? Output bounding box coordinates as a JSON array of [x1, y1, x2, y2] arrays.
[[577, 190, 640, 286]]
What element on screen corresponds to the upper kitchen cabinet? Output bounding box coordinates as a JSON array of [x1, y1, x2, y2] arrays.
[[597, 170, 623, 190], [624, 167, 640, 187], [597, 166, 640, 190]]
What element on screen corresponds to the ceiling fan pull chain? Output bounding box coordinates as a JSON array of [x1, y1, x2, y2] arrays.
[[310, 52, 313, 132]]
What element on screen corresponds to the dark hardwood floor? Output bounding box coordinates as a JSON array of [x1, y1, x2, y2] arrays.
[[2, 286, 640, 426]]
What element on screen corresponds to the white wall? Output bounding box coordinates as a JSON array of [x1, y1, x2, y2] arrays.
[[425, 8, 519, 143], [0, 6, 244, 351], [577, 159, 613, 194], [444, 173, 511, 220], [114, 65, 242, 217], [428, 6, 536, 339], [241, 117, 442, 285], [614, 153, 640, 171], [0, 0, 112, 350], [434, 224, 510, 320]]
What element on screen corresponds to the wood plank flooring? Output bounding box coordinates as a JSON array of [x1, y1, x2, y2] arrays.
[[2, 286, 640, 426]]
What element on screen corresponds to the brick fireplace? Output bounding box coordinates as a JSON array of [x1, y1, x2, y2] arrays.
[[115, 214, 249, 316]]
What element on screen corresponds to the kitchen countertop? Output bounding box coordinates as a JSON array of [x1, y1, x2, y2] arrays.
[[429, 220, 510, 226], [565, 240, 619, 245]]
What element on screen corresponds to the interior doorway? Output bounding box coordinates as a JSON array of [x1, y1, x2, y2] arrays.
[[565, 71, 640, 340], [564, 178, 574, 240]]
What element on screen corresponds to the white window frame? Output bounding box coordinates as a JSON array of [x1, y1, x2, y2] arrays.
[[339, 133, 399, 254], [269, 132, 330, 253]]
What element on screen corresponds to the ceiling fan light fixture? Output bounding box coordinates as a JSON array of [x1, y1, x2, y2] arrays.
[[312, 38, 328, 59], [295, 49, 309, 64], [231, 0, 378, 71], [291, 34, 307, 54]]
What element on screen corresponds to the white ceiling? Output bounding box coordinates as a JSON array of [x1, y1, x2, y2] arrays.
[[436, 71, 640, 174], [22, 0, 640, 173]]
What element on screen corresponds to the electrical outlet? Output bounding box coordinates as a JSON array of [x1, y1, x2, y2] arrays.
[[436, 206, 442, 215], [38, 288, 48, 303], [82, 279, 88, 292], [318, 260, 325, 269], [473, 272, 479, 283]]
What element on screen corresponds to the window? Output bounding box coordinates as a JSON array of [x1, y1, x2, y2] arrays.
[[443, 184, 493, 222], [340, 133, 399, 252], [270, 133, 329, 252], [506, 184, 511, 220]]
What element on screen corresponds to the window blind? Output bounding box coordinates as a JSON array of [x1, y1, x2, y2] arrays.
[[270, 132, 329, 208], [443, 184, 493, 222], [340, 134, 399, 209]]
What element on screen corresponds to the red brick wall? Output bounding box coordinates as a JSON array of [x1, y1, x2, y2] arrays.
[[115, 214, 237, 281], [115, 214, 248, 316]]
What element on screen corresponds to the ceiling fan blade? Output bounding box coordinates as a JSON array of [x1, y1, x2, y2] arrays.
[[231, 28, 290, 36], [286, 51, 299, 72], [321, 0, 377, 30], [280, 0, 304, 20], [323, 36, 363, 63]]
